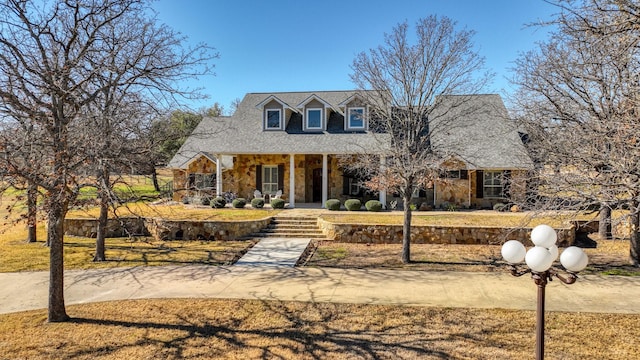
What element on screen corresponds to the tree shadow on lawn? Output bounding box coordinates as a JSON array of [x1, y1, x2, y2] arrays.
[[60, 298, 517, 360]]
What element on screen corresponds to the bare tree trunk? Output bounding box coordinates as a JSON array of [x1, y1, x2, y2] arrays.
[[47, 200, 69, 322], [598, 204, 612, 240], [94, 166, 109, 261], [26, 182, 37, 243], [402, 195, 412, 264], [151, 167, 160, 192], [630, 201, 640, 267]]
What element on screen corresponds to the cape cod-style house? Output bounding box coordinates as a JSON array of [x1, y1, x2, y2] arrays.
[[167, 90, 533, 209]]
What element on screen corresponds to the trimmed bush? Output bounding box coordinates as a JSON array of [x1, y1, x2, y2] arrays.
[[493, 203, 507, 212], [271, 198, 285, 209], [211, 196, 226, 208], [344, 199, 362, 211], [365, 200, 383, 212], [251, 198, 265, 209], [325, 199, 341, 211], [232, 198, 247, 208]]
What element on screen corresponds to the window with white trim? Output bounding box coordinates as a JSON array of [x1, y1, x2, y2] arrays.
[[445, 170, 460, 179], [348, 178, 361, 196], [306, 108, 322, 129], [347, 107, 365, 129], [188, 173, 215, 189], [262, 165, 279, 194], [483, 171, 503, 198], [265, 109, 282, 130]]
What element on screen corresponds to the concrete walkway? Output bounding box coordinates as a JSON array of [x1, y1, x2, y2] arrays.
[[2, 265, 640, 315], [234, 238, 312, 267]]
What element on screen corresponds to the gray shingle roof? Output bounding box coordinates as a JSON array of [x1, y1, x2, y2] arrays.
[[168, 91, 532, 170], [429, 94, 533, 170]]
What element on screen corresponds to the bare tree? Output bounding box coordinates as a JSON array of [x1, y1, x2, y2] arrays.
[[511, 0, 640, 265], [348, 16, 491, 263], [0, 0, 216, 321]]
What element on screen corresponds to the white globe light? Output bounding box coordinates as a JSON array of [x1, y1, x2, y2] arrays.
[[548, 245, 559, 261], [531, 224, 557, 248], [501, 240, 527, 264], [525, 246, 554, 272], [560, 246, 589, 272]]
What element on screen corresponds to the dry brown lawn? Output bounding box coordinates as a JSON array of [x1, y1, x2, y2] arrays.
[[1, 299, 638, 360], [0, 226, 256, 272], [305, 238, 640, 276]]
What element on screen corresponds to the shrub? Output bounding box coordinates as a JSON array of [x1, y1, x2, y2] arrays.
[[271, 198, 285, 209], [200, 197, 211, 206], [365, 200, 383, 212], [251, 198, 265, 209], [344, 199, 362, 211], [181, 196, 190, 204], [325, 199, 341, 211], [211, 196, 226, 208], [232, 198, 247, 208], [493, 203, 507, 212]]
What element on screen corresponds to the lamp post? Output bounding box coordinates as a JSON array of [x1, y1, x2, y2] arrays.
[[501, 224, 588, 360]]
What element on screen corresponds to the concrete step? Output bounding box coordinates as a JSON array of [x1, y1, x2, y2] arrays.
[[267, 224, 318, 230], [253, 232, 326, 239]]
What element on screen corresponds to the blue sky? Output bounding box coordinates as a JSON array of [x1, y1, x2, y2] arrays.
[[152, 0, 558, 112]]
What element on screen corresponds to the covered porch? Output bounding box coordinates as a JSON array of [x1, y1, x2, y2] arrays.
[[213, 153, 387, 208]]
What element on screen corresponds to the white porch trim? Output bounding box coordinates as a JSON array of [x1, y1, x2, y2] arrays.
[[289, 154, 295, 208], [216, 154, 223, 197], [322, 154, 328, 207], [379, 156, 387, 208]]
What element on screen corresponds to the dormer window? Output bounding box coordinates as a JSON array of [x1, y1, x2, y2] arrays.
[[265, 109, 282, 130], [347, 107, 365, 129], [306, 108, 323, 130]]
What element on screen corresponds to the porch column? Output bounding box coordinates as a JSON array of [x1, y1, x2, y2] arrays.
[[379, 156, 387, 208], [216, 154, 223, 197], [322, 154, 328, 208], [289, 154, 295, 209]]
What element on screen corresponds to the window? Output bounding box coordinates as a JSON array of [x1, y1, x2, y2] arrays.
[[483, 171, 503, 198], [188, 173, 215, 189], [262, 165, 279, 194], [348, 107, 365, 129], [306, 108, 322, 129], [348, 178, 361, 196], [445, 170, 460, 179], [265, 109, 281, 130]]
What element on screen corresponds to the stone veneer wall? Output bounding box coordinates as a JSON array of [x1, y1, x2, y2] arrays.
[[64, 217, 272, 241], [317, 217, 575, 246], [65, 218, 148, 238]]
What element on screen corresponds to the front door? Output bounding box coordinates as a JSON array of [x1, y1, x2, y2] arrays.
[[312, 168, 322, 202]]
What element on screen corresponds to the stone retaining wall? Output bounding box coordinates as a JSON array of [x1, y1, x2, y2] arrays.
[[317, 218, 575, 246], [143, 217, 272, 241], [64, 218, 148, 238], [64, 217, 272, 241]]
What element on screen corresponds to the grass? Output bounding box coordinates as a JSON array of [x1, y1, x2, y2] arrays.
[[0, 226, 256, 273], [306, 238, 640, 276], [0, 299, 638, 359]]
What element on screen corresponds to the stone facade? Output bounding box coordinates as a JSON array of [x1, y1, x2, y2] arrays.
[[317, 218, 575, 246]]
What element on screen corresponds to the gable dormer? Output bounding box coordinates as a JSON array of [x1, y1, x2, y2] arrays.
[[256, 95, 297, 131], [296, 94, 335, 132], [339, 94, 369, 131]]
